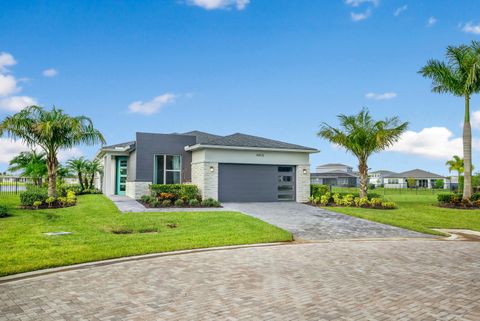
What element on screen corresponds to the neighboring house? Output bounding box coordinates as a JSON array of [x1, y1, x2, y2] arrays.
[[0, 175, 29, 183], [98, 131, 318, 202], [383, 169, 447, 189], [369, 170, 397, 187], [311, 163, 358, 187]]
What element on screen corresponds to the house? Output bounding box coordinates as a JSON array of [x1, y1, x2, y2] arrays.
[[368, 170, 397, 187], [383, 169, 447, 189], [99, 131, 318, 202], [310, 163, 358, 187]]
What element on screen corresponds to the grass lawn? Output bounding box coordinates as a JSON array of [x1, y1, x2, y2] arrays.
[[326, 193, 480, 235], [0, 194, 292, 276]]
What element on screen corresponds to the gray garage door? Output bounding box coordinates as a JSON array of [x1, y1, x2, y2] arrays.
[[218, 164, 296, 202]]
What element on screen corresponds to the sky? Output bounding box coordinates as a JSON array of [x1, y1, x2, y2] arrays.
[[1, 0, 480, 175]]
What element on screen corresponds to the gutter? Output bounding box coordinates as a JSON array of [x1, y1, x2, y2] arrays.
[[185, 144, 320, 153]]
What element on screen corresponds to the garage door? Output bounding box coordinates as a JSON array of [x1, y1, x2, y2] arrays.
[[218, 164, 296, 202]]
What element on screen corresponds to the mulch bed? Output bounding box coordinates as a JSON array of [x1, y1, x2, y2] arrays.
[[139, 201, 222, 209]]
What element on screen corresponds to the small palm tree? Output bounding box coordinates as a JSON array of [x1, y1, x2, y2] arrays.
[[446, 155, 465, 178], [8, 150, 47, 186], [0, 106, 105, 197], [318, 108, 408, 198], [419, 41, 480, 199], [67, 157, 88, 190], [84, 159, 103, 189]]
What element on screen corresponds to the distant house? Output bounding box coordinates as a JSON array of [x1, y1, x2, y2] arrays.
[[369, 170, 397, 187], [311, 163, 358, 187], [383, 169, 447, 189]]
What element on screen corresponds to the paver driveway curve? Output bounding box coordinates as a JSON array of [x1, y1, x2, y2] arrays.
[[1, 240, 479, 320], [223, 202, 427, 240]]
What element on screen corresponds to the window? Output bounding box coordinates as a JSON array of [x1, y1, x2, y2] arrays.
[[278, 175, 292, 183], [154, 155, 181, 184], [278, 166, 293, 172]]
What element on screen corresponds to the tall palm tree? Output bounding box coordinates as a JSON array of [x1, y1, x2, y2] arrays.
[[318, 108, 408, 198], [419, 41, 480, 199], [0, 106, 105, 197], [8, 150, 47, 186], [67, 157, 88, 190]]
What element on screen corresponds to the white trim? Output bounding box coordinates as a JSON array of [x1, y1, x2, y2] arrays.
[[185, 144, 319, 153]]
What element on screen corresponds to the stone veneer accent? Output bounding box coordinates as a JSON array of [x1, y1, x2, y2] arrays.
[[296, 165, 310, 203], [126, 181, 151, 199], [191, 162, 218, 200]]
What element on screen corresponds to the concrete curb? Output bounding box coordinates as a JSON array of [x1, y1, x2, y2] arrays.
[[0, 237, 444, 284]]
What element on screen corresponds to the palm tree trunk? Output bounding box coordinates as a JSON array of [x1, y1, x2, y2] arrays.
[[78, 172, 84, 190], [89, 174, 95, 189], [463, 95, 472, 200], [358, 159, 368, 198], [47, 154, 58, 198]]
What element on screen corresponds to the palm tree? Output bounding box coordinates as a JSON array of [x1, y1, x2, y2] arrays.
[[8, 150, 47, 186], [446, 155, 465, 178], [318, 108, 408, 198], [419, 41, 480, 199], [67, 157, 88, 190], [0, 106, 105, 197], [84, 158, 103, 189]]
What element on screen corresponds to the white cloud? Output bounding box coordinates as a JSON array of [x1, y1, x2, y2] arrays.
[[0, 74, 20, 97], [472, 110, 480, 129], [0, 96, 38, 112], [42, 68, 58, 77], [0, 52, 16, 73], [0, 138, 83, 165], [462, 21, 480, 35], [351, 10, 371, 21], [388, 127, 480, 160], [187, 0, 249, 10], [394, 5, 407, 16], [365, 92, 397, 100], [345, 0, 379, 7], [427, 16, 437, 27], [128, 93, 177, 115]]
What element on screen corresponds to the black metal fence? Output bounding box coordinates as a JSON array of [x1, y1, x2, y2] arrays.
[[0, 177, 34, 194]]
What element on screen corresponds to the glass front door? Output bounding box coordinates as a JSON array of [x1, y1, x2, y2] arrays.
[[116, 156, 128, 195]]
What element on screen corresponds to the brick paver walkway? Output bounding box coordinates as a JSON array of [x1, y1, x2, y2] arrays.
[[1, 240, 479, 320]]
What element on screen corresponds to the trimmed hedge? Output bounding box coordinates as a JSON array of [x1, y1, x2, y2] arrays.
[[0, 204, 9, 218], [310, 184, 329, 197], [437, 193, 463, 204], [20, 187, 48, 207], [150, 184, 200, 200]]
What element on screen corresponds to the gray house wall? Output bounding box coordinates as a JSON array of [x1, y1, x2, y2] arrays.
[[135, 132, 196, 183]]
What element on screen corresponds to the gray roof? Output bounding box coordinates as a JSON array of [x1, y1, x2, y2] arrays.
[[311, 170, 358, 178], [370, 170, 397, 175], [188, 132, 317, 151], [102, 141, 136, 150], [182, 131, 224, 144], [385, 169, 445, 179], [317, 163, 350, 167]]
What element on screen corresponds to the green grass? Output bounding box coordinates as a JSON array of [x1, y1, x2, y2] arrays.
[[326, 193, 480, 235], [0, 194, 292, 276]]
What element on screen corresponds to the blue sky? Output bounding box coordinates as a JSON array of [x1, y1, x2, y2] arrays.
[[1, 0, 480, 175]]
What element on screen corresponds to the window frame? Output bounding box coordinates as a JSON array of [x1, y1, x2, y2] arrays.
[[153, 154, 182, 185]]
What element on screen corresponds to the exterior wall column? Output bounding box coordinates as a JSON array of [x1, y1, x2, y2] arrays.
[[191, 162, 218, 200], [126, 182, 151, 199], [296, 165, 310, 203]]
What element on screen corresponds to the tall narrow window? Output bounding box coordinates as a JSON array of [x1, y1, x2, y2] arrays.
[[154, 155, 181, 184]]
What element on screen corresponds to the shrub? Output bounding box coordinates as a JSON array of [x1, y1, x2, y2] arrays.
[[358, 197, 369, 208], [151, 199, 160, 207], [0, 204, 10, 218], [320, 193, 331, 206], [470, 192, 480, 202], [159, 192, 176, 201], [434, 179, 444, 189], [57, 197, 67, 207], [20, 187, 48, 207], [162, 199, 172, 206], [370, 198, 383, 208], [337, 192, 381, 200], [150, 184, 200, 200], [311, 184, 329, 197], [332, 193, 342, 206], [33, 200, 43, 208], [438, 193, 463, 204], [368, 183, 376, 190], [188, 199, 200, 206], [201, 198, 221, 207], [45, 197, 56, 207], [140, 195, 153, 203], [342, 194, 355, 206], [381, 202, 396, 209], [174, 199, 185, 206]]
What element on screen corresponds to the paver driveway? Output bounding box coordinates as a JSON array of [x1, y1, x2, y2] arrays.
[[1, 240, 479, 320], [223, 202, 427, 240]]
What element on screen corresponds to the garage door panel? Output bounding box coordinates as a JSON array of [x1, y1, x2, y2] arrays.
[[218, 164, 295, 202]]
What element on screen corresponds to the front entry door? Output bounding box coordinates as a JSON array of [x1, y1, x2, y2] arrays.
[[116, 156, 128, 195]]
